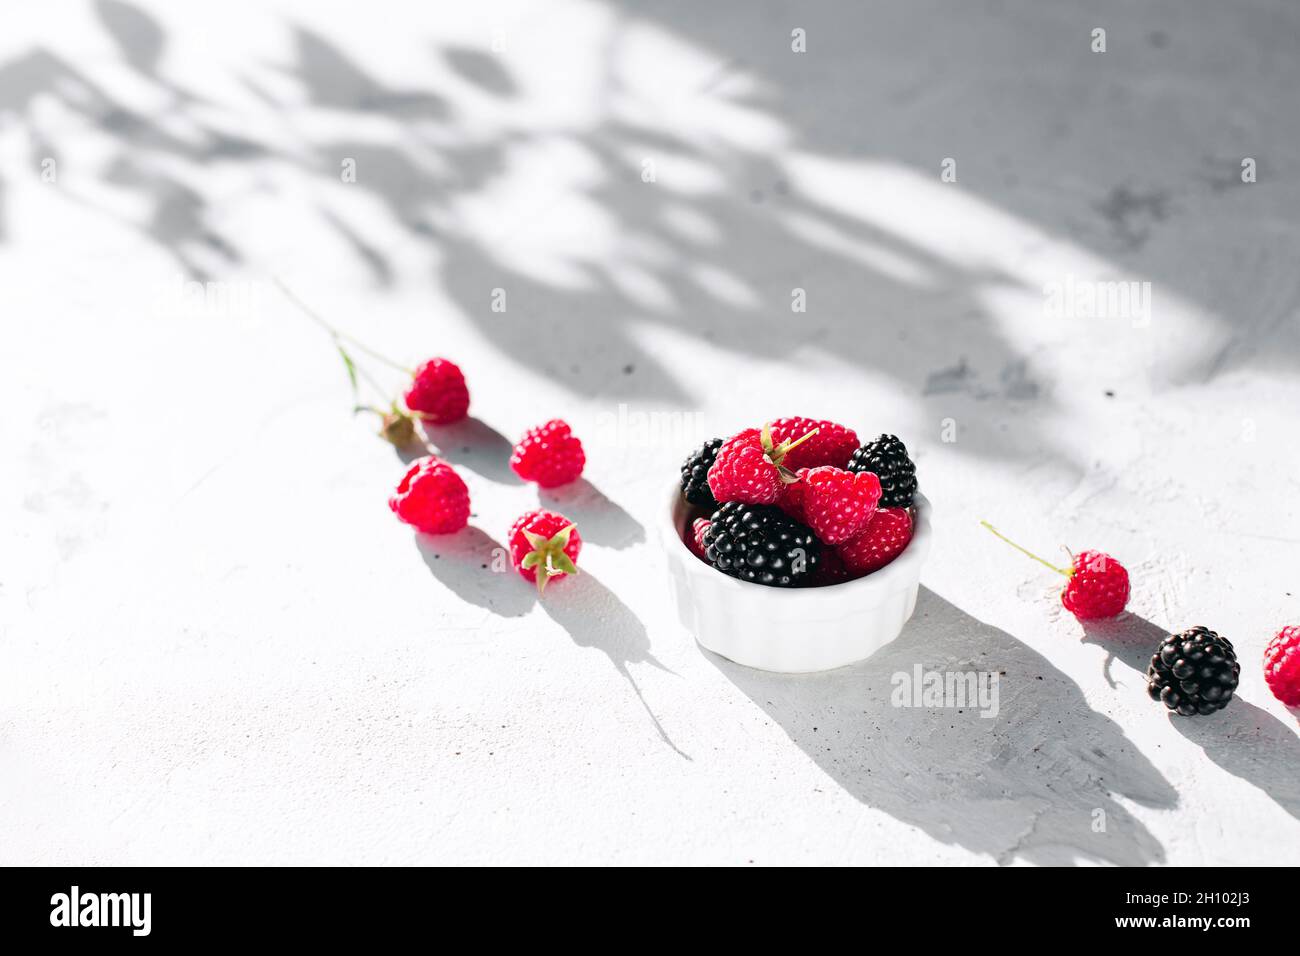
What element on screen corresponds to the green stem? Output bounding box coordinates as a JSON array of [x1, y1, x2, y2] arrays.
[[273, 277, 413, 374], [776, 426, 819, 458], [980, 521, 1071, 577]]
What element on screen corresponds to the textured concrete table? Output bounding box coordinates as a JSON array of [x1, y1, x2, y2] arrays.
[[3, 0, 1298, 865]]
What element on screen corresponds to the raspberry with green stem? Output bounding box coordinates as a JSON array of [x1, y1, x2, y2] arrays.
[[980, 521, 1071, 576], [509, 510, 583, 596], [275, 277, 428, 446], [980, 520, 1130, 620], [519, 525, 579, 595], [706, 422, 821, 505], [762, 422, 821, 482]]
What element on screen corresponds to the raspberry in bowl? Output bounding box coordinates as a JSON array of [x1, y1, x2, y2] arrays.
[[663, 424, 932, 673]]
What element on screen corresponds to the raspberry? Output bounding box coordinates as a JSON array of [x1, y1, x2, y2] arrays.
[[508, 509, 581, 594], [1263, 625, 1300, 706], [680, 438, 723, 509], [706, 422, 820, 505], [702, 501, 821, 587], [388, 456, 470, 534], [688, 517, 711, 561], [404, 358, 469, 424], [836, 507, 913, 576], [798, 466, 882, 545], [1147, 626, 1239, 716], [1061, 550, 1130, 620], [981, 523, 1129, 620], [847, 434, 917, 509], [768, 417, 859, 470], [510, 419, 585, 488]]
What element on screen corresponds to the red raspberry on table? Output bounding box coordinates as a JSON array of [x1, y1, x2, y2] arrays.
[[509, 509, 581, 594], [799, 466, 882, 545], [404, 358, 469, 424], [981, 523, 1129, 621], [837, 507, 913, 576], [688, 517, 711, 561], [707, 422, 821, 505], [1061, 549, 1130, 620], [510, 419, 585, 487], [768, 417, 859, 470], [1264, 625, 1300, 706], [388, 456, 470, 534]]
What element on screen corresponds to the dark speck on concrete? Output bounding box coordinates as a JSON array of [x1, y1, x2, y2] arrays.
[[923, 357, 974, 395], [1095, 185, 1170, 249], [1148, 30, 1169, 48], [623, 363, 635, 375], [1105, 389, 1115, 398], [1000, 360, 1039, 400]]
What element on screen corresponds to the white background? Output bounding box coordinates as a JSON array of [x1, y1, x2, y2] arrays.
[[3, 0, 1298, 864]]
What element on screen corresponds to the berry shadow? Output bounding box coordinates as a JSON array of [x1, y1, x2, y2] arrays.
[[1079, 612, 1167, 688], [419, 416, 518, 484], [1086, 610, 1300, 822], [711, 586, 1177, 865], [1172, 697, 1300, 822], [539, 478, 645, 549], [541, 570, 688, 760], [415, 525, 534, 618]]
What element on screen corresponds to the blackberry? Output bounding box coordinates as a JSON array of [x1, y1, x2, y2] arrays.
[[1146, 626, 1239, 716], [680, 437, 723, 509], [846, 434, 916, 508], [703, 501, 821, 587]]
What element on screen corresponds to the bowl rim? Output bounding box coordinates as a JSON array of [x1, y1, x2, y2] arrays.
[[662, 481, 932, 600]]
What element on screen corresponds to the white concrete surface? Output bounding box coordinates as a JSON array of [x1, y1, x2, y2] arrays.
[[2, 0, 1298, 865]]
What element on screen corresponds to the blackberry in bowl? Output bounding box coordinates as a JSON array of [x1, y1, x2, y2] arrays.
[[662, 483, 931, 673]]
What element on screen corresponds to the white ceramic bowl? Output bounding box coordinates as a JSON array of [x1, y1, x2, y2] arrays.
[[662, 485, 932, 673]]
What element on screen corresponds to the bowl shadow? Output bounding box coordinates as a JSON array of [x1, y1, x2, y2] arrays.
[[710, 586, 1178, 865]]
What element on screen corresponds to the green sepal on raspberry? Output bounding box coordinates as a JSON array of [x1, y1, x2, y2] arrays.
[[509, 510, 582, 596], [706, 422, 821, 505], [520, 525, 579, 594], [358, 401, 419, 448], [768, 417, 859, 470]]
